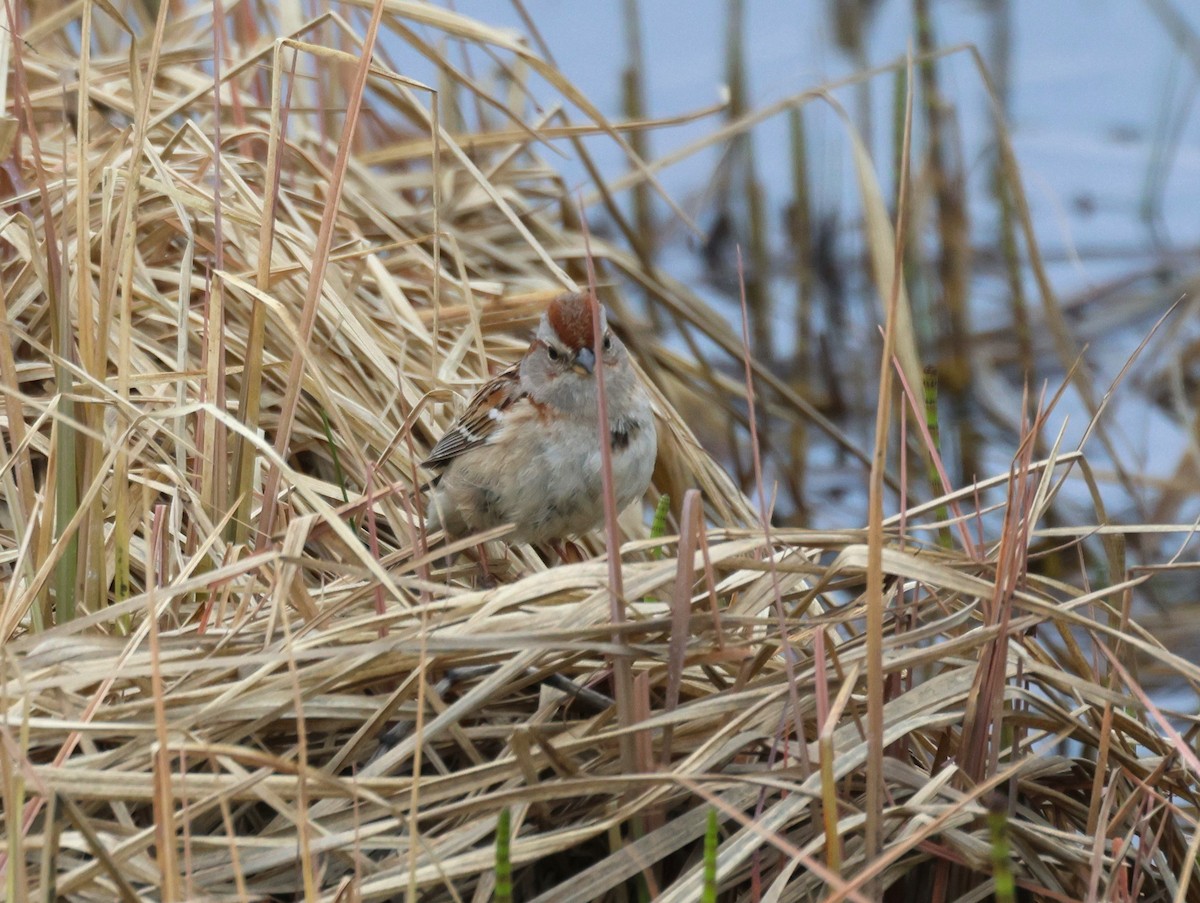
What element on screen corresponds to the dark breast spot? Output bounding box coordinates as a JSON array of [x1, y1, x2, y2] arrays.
[[610, 418, 641, 451]]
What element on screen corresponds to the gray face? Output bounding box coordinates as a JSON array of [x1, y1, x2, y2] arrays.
[[519, 306, 629, 418]]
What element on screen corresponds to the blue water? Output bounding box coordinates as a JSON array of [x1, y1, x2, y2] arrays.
[[424, 1, 1200, 532]]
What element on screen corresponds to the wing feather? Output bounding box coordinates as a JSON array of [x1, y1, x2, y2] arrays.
[[423, 364, 524, 469]]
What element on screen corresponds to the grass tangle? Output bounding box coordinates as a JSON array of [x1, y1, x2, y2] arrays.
[[2, 2, 1200, 901]]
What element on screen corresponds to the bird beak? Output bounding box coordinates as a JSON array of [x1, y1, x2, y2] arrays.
[[572, 347, 596, 375]]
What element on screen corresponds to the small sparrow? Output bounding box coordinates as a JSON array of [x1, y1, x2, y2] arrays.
[[423, 292, 657, 546]]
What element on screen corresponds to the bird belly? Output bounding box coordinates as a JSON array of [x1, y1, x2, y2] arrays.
[[432, 415, 655, 545]]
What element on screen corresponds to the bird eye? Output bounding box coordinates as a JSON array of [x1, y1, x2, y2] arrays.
[[602, 333, 613, 352], [546, 345, 561, 361]]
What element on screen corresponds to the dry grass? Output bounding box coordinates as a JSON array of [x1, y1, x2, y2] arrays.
[[2, 2, 1200, 901]]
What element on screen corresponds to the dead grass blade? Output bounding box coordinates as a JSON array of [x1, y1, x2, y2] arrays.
[[1, 4, 1198, 901]]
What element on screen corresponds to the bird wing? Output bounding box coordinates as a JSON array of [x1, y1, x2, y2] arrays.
[[422, 363, 524, 469]]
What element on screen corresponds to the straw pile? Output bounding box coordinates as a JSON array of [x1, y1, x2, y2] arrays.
[[2, 3, 1199, 901]]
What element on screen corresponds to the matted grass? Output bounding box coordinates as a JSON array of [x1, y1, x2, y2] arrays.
[[2, 2, 1200, 901]]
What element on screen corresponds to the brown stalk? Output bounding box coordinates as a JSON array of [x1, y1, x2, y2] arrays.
[[579, 203, 637, 783], [735, 246, 809, 783], [863, 49, 915, 883], [257, 0, 389, 545], [148, 504, 180, 899], [661, 488, 703, 765], [229, 30, 300, 548]]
